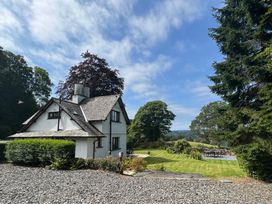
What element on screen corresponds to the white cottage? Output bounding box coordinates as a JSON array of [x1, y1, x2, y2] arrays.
[[9, 84, 130, 159]]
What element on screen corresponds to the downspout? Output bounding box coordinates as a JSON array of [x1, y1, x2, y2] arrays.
[[57, 98, 62, 131], [109, 111, 112, 155], [93, 139, 98, 159]]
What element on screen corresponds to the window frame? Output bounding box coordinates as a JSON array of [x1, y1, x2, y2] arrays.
[[111, 110, 120, 122], [97, 137, 103, 148], [48, 111, 60, 119], [112, 137, 120, 150]]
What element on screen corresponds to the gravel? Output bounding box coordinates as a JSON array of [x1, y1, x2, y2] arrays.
[[0, 164, 271, 204]]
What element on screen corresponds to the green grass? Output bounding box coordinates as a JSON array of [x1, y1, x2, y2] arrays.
[[188, 141, 217, 148], [134, 149, 246, 178]]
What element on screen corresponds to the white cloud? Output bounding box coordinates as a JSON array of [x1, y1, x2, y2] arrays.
[[169, 104, 198, 116], [0, 0, 203, 99], [129, 0, 202, 45]]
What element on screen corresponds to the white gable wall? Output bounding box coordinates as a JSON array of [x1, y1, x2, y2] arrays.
[[95, 103, 127, 158], [27, 102, 81, 132]]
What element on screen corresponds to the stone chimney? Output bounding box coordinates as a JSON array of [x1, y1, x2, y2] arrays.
[[72, 83, 90, 104]]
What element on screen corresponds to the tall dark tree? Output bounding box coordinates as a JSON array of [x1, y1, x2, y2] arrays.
[[128, 101, 175, 143], [209, 0, 272, 180], [0, 47, 52, 139], [57, 51, 124, 99], [209, 0, 271, 109]]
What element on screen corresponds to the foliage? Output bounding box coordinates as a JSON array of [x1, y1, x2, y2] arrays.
[[0, 47, 52, 139], [190, 101, 237, 145], [128, 101, 175, 144], [209, 0, 271, 109], [135, 149, 245, 178], [189, 150, 203, 160], [50, 157, 124, 173], [235, 141, 272, 181], [94, 157, 123, 173], [172, 139, 192, 154], [165, 130, 198, 141], [0, 142, 6, 162], [209, 0, 272, 180], [49, 157, 72, 170], [33, 67, 53, 106], [5, 139, 75, 166], [56, 51, 124, 99], [123, 157, 147, 172]]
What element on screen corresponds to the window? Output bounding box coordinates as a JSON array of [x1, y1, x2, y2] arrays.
[[111, 110, 120, 122], [97, 137, 103, 148], [48, 112, 60, 119], [112, 137, 120, 150]]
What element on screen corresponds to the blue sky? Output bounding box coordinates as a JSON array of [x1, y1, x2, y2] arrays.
[[0, 0, 224, 130]]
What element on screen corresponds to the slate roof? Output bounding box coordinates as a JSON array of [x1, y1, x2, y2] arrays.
[[9, 130, 98, 138], [80, 94, 120, 121], [11, 94, 129, 138], [53, 99, 103, 136]]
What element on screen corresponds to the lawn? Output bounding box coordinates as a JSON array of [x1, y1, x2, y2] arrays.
[[134, 149, 246, 178]]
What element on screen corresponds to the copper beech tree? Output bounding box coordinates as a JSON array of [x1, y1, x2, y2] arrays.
[[57, 51, 124, 99]]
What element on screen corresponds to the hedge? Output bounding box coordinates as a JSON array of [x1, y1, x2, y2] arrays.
[[235, 142, 272, 181], [0, 142, 7, 162], [5, 139, 75, 166]]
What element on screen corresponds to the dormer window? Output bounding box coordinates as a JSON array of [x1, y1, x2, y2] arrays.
[[48, 112, 60, 119], [111, 110, 120, 122]]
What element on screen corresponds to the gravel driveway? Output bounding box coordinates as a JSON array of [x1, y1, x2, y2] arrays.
[[0, 164, 271, 204]]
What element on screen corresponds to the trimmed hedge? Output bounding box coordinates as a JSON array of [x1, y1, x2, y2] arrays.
[[5, 139, 75, 166], [0, 142, 7, 162]]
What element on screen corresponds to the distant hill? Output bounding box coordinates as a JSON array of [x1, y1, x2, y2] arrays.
[[167, 130, 198, 141]]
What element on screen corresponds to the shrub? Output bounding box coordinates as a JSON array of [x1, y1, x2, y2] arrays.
[[190, 150, 202, 160], [49, 158, 72, 170], [173, 139, 192, 154], [123, 157, 147, 172], [5, 139, 75, 166], [0, 142, 7, 162], [84, 157, 123, 173], [235, 142, 272, 181], [70, 158, 87, 170]]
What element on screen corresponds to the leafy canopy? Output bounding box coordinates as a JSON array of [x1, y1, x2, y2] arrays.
[[57, 51, 124, 99], [128, 101, 175, 143], [0, 47, 52, 139]]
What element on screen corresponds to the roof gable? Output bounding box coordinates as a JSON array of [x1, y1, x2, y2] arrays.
[[80, 94, 130, 124], [21, 98, 103, 136], [80, 94, 119, 121]]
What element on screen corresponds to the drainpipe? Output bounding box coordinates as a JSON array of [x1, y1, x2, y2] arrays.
[[93, 139, 98, 159], [109, 111, 112, 155], [57, 97, 62, 131]]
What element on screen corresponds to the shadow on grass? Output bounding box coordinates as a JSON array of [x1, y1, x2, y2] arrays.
[[145, 156, 175, 164]]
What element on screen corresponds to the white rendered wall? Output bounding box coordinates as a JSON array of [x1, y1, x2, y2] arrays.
[[101, 102, 127, 157], [27, 102, 81, 132], [75, 138, 96, 159]]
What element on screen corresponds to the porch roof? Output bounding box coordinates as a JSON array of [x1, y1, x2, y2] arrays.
[[9, 129, 105, 139]]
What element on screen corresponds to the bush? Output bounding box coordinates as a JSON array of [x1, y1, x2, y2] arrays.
[[49, 158, 72, 170], [235, 142, 272, 181], [172, 140, 192, 154], [5, 139, 75, 166], [189, 150, 202, 160], [0, 142, 7, 162], [123, 157, 147, 172]]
